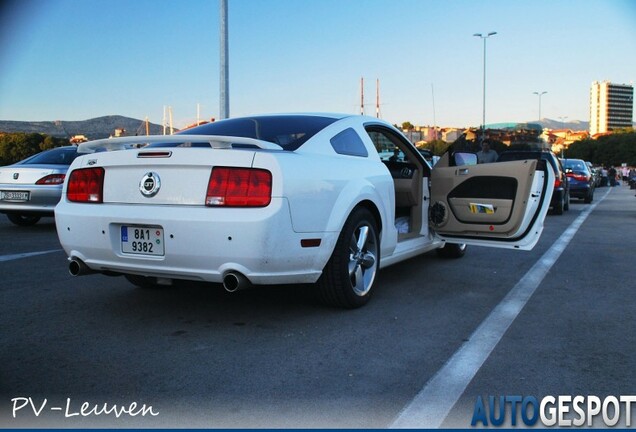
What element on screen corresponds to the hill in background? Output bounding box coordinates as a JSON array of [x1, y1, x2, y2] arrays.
[[2, 115, 621, 141], [0, 115, 165, 140], [536, 118, 590, 131]]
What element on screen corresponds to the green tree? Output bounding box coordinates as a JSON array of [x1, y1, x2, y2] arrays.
[[417, 139, 454, 156], [567, 132, 636, 166], [401, 121, 414, 131], [0, 132, 66, 165]]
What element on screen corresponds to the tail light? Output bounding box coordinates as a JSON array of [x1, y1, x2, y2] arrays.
[[554, 178, 562, 188], [67, 167, 105, 203], [36, 174, 66, 185], [567, 172, 589, 182], [206, 167, 272, 207]]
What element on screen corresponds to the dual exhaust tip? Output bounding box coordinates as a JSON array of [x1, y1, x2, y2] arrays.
[[222, 271, 251, 293], [68, 258, 96, 277], [69, 257, 251, 293]]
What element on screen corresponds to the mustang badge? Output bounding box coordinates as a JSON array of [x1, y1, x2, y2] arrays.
[[139, 172, 161, 197]]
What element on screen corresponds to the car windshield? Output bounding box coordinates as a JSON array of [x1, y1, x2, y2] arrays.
[[22, 147, 79, 165], [148, 115, 339, 151]]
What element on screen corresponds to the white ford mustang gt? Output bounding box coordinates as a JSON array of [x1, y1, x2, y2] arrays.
[[55, 113, 554, 308]]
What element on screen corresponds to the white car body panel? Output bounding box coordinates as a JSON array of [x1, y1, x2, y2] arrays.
[[55, 114, 553, 292]]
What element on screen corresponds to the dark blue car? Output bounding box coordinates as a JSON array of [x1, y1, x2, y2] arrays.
[[562, 158, 595, 203]]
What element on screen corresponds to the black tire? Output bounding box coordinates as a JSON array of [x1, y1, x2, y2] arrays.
[[553, 196, 564, 215], [564, 192, 570, 211], [125, 274, 162, 289], [7, 213, 41, 226], [584, 191, 593, 204], [436, 242, 467, 259], [316, 207, 379, 309]]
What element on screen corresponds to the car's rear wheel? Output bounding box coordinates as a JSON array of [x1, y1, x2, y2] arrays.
[[6, 213, 41, 226], [564, 192, 570, 211], [317, 207, 379, 309], [584, 190, 593, 203], [436, 242, 467, 258], [553, 196, 564, 215]]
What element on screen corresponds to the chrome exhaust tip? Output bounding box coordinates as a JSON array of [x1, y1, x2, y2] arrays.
[[69, 258, 96, 277], [222, 271, 251, 293]]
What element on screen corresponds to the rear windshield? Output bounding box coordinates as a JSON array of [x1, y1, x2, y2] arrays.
[[563, 159, 589, 174], [22, 147, 79, 165], [149, 115, 338, 151]]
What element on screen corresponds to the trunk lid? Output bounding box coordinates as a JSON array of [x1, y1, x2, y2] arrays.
[[75, 148, 258, 205], [0, 166, 61, 185]]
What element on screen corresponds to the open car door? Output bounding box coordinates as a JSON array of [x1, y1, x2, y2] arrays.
[[429, 151, 554, 250]]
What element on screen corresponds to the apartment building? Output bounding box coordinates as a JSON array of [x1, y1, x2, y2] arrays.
[[589, 81, 634, 135]]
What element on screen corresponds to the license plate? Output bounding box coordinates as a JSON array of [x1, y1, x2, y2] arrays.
[[0, 190, 30, 202], [121, 225, 165, 256]]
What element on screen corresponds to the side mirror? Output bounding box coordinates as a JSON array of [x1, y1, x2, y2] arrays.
[[454, 152, 477, 166]]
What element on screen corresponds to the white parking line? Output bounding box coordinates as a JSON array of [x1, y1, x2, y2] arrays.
[[0, 249, 62, 262], [390, 188, 612, 428]]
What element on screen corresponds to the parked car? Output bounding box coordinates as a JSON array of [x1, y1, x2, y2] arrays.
[[497, 150, 570, 215], [586, 161, 601, 187], [0, 146, 82, 226], [562, 158, 595, 203], [55, 114, 554, 308]]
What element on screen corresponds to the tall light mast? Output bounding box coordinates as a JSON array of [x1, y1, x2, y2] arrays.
[[220, 0, 229, 119], [376, 79, 380, 118], [360, 77, 365, 115]]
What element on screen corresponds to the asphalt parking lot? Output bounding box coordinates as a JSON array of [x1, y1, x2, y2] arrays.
[[1, 184, 635, 428]]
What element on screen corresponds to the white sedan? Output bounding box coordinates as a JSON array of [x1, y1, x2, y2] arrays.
[[55, 114, 553, 308]]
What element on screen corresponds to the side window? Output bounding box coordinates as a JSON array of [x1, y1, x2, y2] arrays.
[[330, 128, 368, 157], [367, 130, 403, 161]]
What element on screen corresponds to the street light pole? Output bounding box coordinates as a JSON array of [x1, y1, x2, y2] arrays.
[[533, 91, 547, 122], [220, 0, 229, 119], [474, 31, 497, 143]]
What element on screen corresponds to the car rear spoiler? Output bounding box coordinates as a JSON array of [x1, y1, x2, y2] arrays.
[[77, 134, 284, 153]]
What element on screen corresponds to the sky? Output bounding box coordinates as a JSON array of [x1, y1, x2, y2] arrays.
[[0, 0, 635, 130]]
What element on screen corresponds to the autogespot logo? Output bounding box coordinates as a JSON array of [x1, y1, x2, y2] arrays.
[[471, 395, 636, 427]]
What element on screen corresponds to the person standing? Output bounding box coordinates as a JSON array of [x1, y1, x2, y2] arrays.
[[608, 166, 617, 187], [476, 141, 498, 164], [622, 166, 629, 183], [601, 167, 609, 187]]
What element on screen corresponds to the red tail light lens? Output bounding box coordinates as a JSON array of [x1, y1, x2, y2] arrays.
[[36, 174, 66, 185], [554, 178, 562, 188], [67, 167, 104, 203], [567, 172, 589, 182], [206, 167, 272, 207]]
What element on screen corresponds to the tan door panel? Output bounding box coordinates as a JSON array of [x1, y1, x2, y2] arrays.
[[431, 159, 538, 237]]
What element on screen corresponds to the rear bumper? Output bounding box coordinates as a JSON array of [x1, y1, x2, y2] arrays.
[[568, 184, 591, 198], [0, 184, 61, 215], [55, 198, 338, 285]]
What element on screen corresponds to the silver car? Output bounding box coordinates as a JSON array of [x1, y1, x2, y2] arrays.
[[0, 146, 81, 226]]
